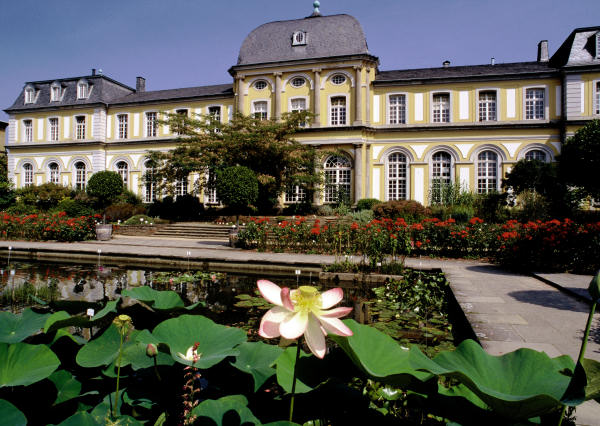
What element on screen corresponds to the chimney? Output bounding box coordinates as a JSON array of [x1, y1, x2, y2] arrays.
[[442, 60, 451, 68], [91, 68, 96, 76], [537, 40, 549, 62], [136, 76, 146, 92], [491, 57, 495, 66]]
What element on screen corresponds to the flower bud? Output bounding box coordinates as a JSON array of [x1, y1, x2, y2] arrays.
[[146, 343, 158, 357]]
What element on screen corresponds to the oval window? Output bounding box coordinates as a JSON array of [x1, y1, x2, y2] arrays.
[[254, 80, 268, 90], [291, 77, 305, 88], [331, 74, 346, 85]]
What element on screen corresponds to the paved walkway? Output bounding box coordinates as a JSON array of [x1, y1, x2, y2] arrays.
[[1, 236, 599, 423]]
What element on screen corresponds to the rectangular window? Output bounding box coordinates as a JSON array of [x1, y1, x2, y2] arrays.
[[208, 106, 221, 122], [24, 89, 35, 104], [146, 112, 157, 137], [118, 114, 128, 139], [174, 109, 189, 134], [23, 120, 33, 142], [478, 91, 497, 121], [525, 88, 545, 119], [330, 97, 347, 126], [389, 94, 406, 124], [75, 116, 86, 140], [49, 118, 59, 141], [77, 83, 88, 99], [432, 93, 450, 123], [253, 101, 268, 120], [285, 185, 307, 203], [175, 176, 188, 197], [51, 86, 61, 102], [595, 82, 600, 115]]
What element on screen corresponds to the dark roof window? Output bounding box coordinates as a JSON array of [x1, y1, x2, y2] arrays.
[[292, 31, 307, 46]]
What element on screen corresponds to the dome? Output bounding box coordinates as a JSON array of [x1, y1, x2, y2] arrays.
[[237, 14, 371, 66]]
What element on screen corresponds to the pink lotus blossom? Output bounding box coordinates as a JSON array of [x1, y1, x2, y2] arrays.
[[257, 280, 353, 358]]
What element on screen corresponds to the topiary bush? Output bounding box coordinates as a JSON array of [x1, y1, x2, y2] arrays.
[[356, 198, 380, 211], [86, 171, 123, 208], [373, 200, 431, 222], [216, 166, 258, 223], [173, 194, 204, 221]]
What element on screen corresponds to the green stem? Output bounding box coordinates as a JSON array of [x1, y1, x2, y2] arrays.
[[558, 301, 597, 426], [153, 356, 162, 382], [113, 331, 125, 419], [289, 341, 302, 422]]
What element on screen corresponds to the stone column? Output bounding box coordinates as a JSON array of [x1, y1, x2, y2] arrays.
[[236, 76, 245, 115], [274, 72, 282, 121], [365, 68, 371, 125], [354, 143, 363, 203], [354, 66, 363, 126], [313, 68, 321, 127]]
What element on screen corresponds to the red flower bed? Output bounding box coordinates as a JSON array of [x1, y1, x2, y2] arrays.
[[0, 212, 99, 242]]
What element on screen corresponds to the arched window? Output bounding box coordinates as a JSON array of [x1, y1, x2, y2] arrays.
[[387, 153, 408, 200], [525, 149, 547, 162], [48, 162, 60, 184], [324, 156, 351, 203], [116, 161, 128, 188], [477, 151, 499, 193], [143, 161, 156, 203], [23, 163, 33, 187], [430, 151, 452, 204], [74, 162, 86, 191]]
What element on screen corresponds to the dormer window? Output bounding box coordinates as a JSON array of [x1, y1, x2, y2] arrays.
[[50, 82, 61, 102], [292, 31, 307, 46], [596, 32, 600, 59], [24, 86, 35, 104], [77, 80, 89, 99]]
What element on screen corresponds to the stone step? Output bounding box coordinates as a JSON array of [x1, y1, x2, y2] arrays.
[[150, 223, 236, 240]]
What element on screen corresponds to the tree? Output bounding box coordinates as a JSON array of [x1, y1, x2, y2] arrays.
[[216, 166, 258, 224], [146, 111, 320, 212], [559, 119, 600, 199], [86, 171, 123, 209]]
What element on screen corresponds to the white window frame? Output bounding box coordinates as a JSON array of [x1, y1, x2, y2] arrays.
[[204, 169, 219, 205], [290, 77, 306, 88], [77, 80, 89, 99], [323, 155, 352, 203], [142, 161, 157, 203], [285, 185, 307, 203], [476, 150, 500, 193], [387, 93, 408, 125], [289, 96, 308, 113], [22, 163, 34, 187], [48, 117, 59, 141], [207, 105, 222, 122], [428, 150, 455, 203], [524, 149, 548, 162], [523, 86, 548, 120], [117, 114, 128, 139], [75, 115, 86, 140], [252, 99, 270, 120], [50, 83, 62, 102], [330, 74, 347, 86], [430, 92, 451, 123], [23, 119, 33, 142], [596, 32, 600, 59], [292, 31, 307, 46], [145, 111, 158, 137], [385, 150, 410, 201], [24, 86, 35, 104], [115, 160, 129, 189], [516, 144, 555, 162], [175, 175, 188, 198], [48, 162, 60, 184], [594, 80, 600, 116], [477, 89, 499, 122], [253, 80, 268, 91], [328, 94, 348, 127], [73, 161, 87, 191]]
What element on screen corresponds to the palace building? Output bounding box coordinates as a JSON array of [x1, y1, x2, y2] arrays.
[[4, 4, 600, 206]]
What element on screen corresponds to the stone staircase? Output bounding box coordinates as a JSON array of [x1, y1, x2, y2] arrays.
[[151, 223, 235, 240]]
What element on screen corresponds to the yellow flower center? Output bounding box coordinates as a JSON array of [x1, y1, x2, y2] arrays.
[[291, 286, 322, 314]]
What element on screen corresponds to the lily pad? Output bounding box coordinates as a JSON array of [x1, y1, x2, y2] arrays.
[[425, 339, 576, 421], [0, 342, 60, 387], [0, 308, 50, 343], [231, 342, 283, 391], [152, 314, 246, 369], [0, 399, 27, 426], [49, 370, 82, 405], [122, 286, 201, 311], [191, 395, 260, 426]]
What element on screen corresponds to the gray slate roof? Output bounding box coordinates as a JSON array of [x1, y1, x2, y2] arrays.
[[375, 61, 558, 84], [5, 76, 134, 112], [111, 84, 233, 105], [237, 14, 371, 66], [550, 26, 600, 68]]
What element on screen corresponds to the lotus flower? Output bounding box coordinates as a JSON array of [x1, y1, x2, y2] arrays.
[[257, 280, 353, 358]]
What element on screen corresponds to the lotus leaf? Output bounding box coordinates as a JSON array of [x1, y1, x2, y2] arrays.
[[122, 286, 203, 311], [49, 370, 82, 405], [275, 346, 326, 394], [231, 341, 283, 391], [55, 411, 100, 426], [152, 314, 246, 368], [191, 395, 260, 426], [0, 308, 50, 343], [0, 399, 27, 426], [0, 342, 60, 387]]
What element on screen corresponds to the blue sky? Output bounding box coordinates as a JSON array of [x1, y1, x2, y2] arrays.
[[1, 0, 597, 123]]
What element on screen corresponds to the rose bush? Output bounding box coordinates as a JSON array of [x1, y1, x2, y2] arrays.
[[0, 212, 99, 242]]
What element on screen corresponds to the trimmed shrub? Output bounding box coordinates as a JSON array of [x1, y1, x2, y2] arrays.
[[5, 203, 39, 216], [54, 198, 96, 217], [86, 171, 123, 207], [123, 214, 154, 225], [15, 183, 72, 211], [216, 166, 258, 219], [356, 198, 380, 211], [473, 192, 510, 224], [447, 205, 475, 223], [174, 195, 204, 221], [373, 200, 431, 222]]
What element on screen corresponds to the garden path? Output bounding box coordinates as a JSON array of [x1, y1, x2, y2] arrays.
[[1, 236, 598, 423]]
